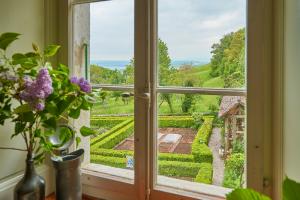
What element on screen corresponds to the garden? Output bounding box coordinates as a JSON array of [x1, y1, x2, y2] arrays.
[[88, 28, 246, 189]]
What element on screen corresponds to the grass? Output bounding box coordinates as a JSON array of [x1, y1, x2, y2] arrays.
[[91, 64, 224, 116]]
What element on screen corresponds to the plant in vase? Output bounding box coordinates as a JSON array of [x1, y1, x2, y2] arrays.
[[0, 32, 96, 199]]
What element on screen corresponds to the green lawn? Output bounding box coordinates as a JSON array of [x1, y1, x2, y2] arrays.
[[91, 64, 224, 116]]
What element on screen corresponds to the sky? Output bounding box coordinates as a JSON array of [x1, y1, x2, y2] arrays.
[[90, 0, 246, 62]]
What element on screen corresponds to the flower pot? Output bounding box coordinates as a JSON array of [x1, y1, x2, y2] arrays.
[[14, 154, 45, 200]]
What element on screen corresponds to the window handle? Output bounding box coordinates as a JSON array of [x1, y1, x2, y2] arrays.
[[135, 92, 151, 107]]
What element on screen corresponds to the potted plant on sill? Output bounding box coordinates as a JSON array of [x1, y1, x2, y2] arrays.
[[0, 32, 96, 200]]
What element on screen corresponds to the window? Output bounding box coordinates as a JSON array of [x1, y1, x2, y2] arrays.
[[69, 0, 272, 199]]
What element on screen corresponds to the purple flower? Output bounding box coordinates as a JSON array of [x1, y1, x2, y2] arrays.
[[70, 76, 79, 84], [70, 77, 91, 93], [35, 102, 45, 111], [20, 68, 53, 111]]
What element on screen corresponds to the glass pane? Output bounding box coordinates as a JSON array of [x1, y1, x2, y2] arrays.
[[90, 90, 134, 171], [158, 0, 246, 89], [90, 0, 134, 85], [156, 93, 246, 192], [74, 0, 135, 178]]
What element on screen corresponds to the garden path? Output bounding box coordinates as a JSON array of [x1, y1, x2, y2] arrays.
[[209, 127, 224, 186]]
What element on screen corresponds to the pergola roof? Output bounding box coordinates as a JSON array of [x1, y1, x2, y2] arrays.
[[218, 96, 246, 118]]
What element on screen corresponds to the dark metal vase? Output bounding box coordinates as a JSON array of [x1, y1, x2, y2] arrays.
[[52, 149, 84, 200], [14, 154, 45, 200]]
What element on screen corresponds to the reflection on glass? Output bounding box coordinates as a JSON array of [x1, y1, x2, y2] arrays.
[[157, 94, 246, 190], [158, 0, 246, 88]]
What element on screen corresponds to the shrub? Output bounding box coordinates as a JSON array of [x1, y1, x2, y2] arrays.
[[91, 119, 126, 129], [192, 143, 213, 163], [91, 155, 201, 178], [91, 148, 133, 158], [194, 163, 213, 184], [191, 116, 214, 163], [95, 122, 134, 149], [90, 119, 133, 146], [232, 139, 245, 154], [91, 149, 194, 162], [223, 153, 245, 188], [159, 117, 194, 128], [90, 155, 126, 168], [159, 153, 194, 162], [159, 160, 201, 177]]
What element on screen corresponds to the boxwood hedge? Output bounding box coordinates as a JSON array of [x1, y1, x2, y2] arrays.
[[95, 122, 134, 149], [90, 119, 133, 146], [191, 117, 214, 163], [194, 163, 213, 184]]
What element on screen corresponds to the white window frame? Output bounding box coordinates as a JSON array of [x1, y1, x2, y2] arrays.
[[51, 0, 275, 199]]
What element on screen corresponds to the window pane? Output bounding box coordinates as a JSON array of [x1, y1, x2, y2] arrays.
[[158, 0, 246, 89], [90, 0, 134, 85], [156, 93, 246, 193], [90, 90, 134, 171], [74, 0, 135, 178]]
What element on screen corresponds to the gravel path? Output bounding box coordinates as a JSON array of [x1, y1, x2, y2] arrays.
[[208, 127, 224, 186]]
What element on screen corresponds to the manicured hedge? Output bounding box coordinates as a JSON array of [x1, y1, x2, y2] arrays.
[[90, 155, 201, 178], [91, 155, 127, 168], [95, 122, 134, 149], [158, 160, 201, 177], [192, 143, 212, 163], [90, 149, 194, 162], [159, 153, 194, 162], [191, 117, 214, 163], [223, 153, 245, 188], [194, 163, 213, 184], [159, 117, 194, 128], [90, 119, 133, 146]]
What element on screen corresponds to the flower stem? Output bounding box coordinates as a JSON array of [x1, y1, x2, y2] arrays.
[[0, 147, 27, 152]]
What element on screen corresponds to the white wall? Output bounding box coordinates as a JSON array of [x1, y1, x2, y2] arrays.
[[0, 0, 45, 180], [0, 0, 54, 198], [284, 0, 300, 182]]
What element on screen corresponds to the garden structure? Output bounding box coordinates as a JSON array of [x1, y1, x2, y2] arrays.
[[218, 96, 246, 157], [90, 115, 214, 184]]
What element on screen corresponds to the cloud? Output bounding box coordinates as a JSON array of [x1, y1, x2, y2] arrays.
[[90, 0, 246, 61]]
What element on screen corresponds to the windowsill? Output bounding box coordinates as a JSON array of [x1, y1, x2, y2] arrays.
[[156, 176, 231, 199], [81, 163, 231, 200], [81, 163, 134, 185]]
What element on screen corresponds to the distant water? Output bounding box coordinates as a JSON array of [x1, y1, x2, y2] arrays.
[[91, 60, 208, 70]]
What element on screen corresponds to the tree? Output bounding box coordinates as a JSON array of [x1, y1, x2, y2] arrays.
[[181, 80, 194, 113], [209, 28, 246, 88]]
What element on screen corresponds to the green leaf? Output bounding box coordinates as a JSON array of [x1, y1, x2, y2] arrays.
[[18, 111, 34, 122], [0, 32, 21, 50], [14, 104, 31, 113], [43, 117, 57, 129], [283, 177, 300, 200], [80, 126, 96, 137], [226, 189, 271, 200], [44, 45, 60, 57], [76, 136, 81, 148], [69, 107, 81, 119], [14, 122, 26, 134]]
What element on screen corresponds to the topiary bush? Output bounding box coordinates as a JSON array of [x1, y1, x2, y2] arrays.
[[194, 163, 213, 184]]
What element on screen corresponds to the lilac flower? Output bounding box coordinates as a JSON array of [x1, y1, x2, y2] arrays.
[[70, 76, 91, 93], [70, 76, 79, 84], [20, 68, 53, 111], [35, 102, 45, 111]]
